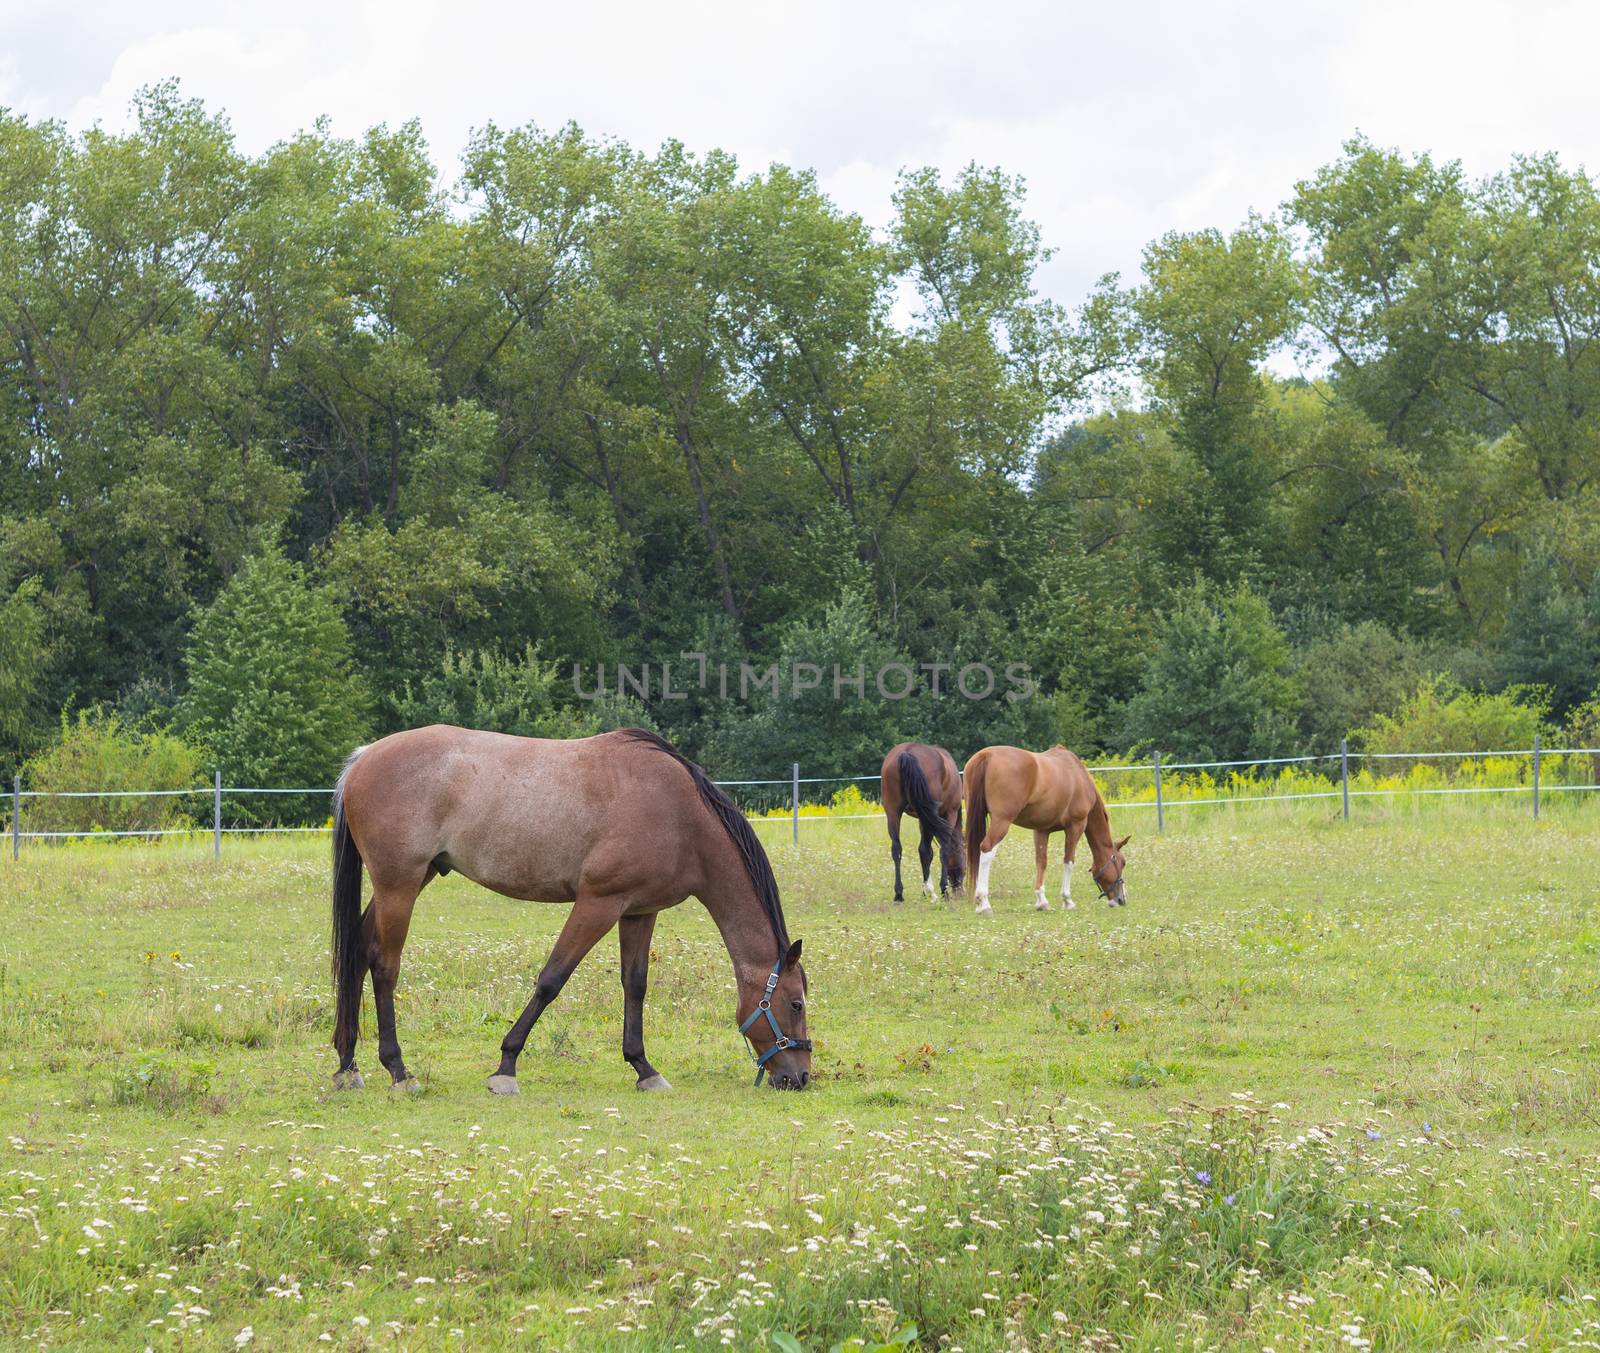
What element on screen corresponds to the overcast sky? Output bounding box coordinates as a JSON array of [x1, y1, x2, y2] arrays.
[[2, 0, 1596, 311]]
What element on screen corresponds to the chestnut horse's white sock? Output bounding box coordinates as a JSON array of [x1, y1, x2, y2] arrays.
[[975, 846, 997, 913], [1061, 860, 1074, 908]]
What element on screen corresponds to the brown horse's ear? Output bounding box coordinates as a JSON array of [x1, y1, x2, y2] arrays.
[[783, 938, 803, 968], [1114, 835, 1131, 851]]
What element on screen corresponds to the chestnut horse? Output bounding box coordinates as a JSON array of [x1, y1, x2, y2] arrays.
[[331, 726, 812, 1094], [880, 741, 965, 901], [963, 744, 1129, 915]]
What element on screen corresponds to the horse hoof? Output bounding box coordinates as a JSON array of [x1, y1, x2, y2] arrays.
[[636, 1074, 672, 1092], [332, 1068, 364, 1091], [974, 901, 993, 916], [486, 1075, 519, 1096], [390, 1077, 422, 1095], [1062, 898, 1076, 911]]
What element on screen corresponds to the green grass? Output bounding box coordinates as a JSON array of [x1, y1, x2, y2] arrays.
[[4, 797, 1600, 1350]]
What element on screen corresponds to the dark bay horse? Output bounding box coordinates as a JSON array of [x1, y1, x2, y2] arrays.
[[963, 744, 1129, 915], [880, 741, 965, 901], [331, 726, 812, 1094]]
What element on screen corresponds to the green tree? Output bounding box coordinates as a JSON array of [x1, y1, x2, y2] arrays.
[[710, 588, 910, 800], [182, 549, 369, 804], [317, 402, 618, 716], [1294, 621, 1433, 752], [0, 578, 49, 764], [1134, 218, 1301, 580], [392, 644, 634, 740], [1121, 583, 1301, 762], [1495, 548, 1600, 716]]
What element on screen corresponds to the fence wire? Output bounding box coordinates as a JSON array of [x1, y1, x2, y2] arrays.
[[7, 744, 1597, 853]]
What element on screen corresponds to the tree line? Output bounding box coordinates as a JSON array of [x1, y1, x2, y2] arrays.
[[3, 84, 1599, 801]]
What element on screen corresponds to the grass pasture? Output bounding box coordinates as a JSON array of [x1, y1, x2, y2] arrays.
[[3, 797, 1600, 1350]]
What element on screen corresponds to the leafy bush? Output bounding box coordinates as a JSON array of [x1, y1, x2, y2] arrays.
[[1120, 582, 1301, 762], [1356, 677, 1549, 755], [21, 709, 204, 835], [1563, 694, 1600, 785]]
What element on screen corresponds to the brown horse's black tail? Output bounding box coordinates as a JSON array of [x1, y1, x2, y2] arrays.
[[898, 750, 965, 887], [331, 763, 366, 1052], [964, 752, 989, 897]]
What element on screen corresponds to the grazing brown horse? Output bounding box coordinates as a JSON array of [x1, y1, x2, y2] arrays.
[[880, 741, 965, 901], [963, 744, 1129, 915], [331, 726, 812, 1094]]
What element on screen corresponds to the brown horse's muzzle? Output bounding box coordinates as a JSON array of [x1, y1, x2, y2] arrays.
[[766, 1050, 813, 1090], [739, 955, 813, 1087]]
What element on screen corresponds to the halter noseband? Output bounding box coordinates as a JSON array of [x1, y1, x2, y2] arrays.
[[1093, 856, 1123, 902], [738, 956, 812, 1086]]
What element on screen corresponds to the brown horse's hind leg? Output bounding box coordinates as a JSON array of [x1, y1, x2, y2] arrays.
[[917, 819, 936, 900], [619, 912, 669, 1090], [368, 883, 421, 1090], [489, 896, 622, 1096], [332, 900, 370, 1087], [887, 808, 904, 903]]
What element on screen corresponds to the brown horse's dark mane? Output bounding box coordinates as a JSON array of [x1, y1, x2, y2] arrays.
[[619, 728, 791, 953]]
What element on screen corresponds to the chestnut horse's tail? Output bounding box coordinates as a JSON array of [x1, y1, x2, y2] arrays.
[[963, 751, 989, 896], [331, 749, 367, 1049], [899, 750, 965, 887]]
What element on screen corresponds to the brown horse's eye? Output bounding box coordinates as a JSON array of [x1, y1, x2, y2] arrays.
[[790, 1000, 804, 1014]]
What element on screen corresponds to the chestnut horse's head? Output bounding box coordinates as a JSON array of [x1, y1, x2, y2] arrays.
[[1092, 835, 1131, 906], [738, 938, 811, 1090]]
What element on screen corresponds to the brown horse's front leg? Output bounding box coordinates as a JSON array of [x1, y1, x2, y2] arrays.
[[489, 897, 620, 1096], [1061, 823, 1083, 910], [619, 912, 669, 1090]]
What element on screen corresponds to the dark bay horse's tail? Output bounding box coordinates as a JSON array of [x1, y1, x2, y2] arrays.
[[899, 750, 965, 887], [331, 752, 367, 1052], [963, 751, 989, 895]]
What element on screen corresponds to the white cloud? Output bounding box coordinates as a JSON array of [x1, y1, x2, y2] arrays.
[[4, 0, 1599, 307]]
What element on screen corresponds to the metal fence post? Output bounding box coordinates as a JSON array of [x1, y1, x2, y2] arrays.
[[1532, 734, 1541, 820], [1153, 751, 1164, 832], [213, 770, 222, 859], [791, 763, 800, 845], [1340, 739, 1350, 821], [11, 775, 18, 861]]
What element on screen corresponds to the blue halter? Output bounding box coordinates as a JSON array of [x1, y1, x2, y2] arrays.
[[738, 957, 812, 1085]]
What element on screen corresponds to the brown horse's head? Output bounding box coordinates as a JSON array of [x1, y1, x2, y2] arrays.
[[1093, 835, 1131, 906], [738, 939, 811, 1090]]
